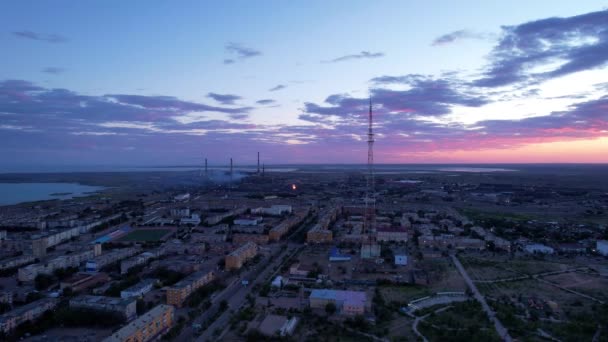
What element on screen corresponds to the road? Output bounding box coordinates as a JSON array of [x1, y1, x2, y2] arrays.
[[412, 305, 453, 342], [172, 243, 299, 341], [451, 254, 513, 342], [194, 243, 301, 342]]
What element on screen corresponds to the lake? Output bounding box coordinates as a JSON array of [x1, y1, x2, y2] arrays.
[[0, 183, 105, 206]]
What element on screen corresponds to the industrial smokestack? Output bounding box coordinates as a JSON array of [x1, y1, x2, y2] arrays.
[[205, 158, 208, 176], [257, 152, 260, 174], [230, 158, 233, 182]]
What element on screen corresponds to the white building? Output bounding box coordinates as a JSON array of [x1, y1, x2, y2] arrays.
[[170, 208, 190, 217], [234, 217, 263, 226], [174, 193, 190, 202], [524, 243, 554, 254], [597, 240, 608, 256], [271, 276, 285, 288], [252, 205, 293, 216], [180, 214, 201, 226]]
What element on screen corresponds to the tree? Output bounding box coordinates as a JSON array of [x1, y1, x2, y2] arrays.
[[219, 300, 229, 312], [325, 302, 337, 316]]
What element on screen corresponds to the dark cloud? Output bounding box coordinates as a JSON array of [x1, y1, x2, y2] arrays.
[[307, 75, 487, 117], [0, 80, 251, 129], [269, 84, 287, 92], [42, 67, 65, 74], [224, 42, 261, 63], [256, 99, 275, 105], [431, 30, 488, 46], [474, 9, 608, 87], [324, 51, 385, 63], [12, 30, 67, 43], [207, 92, 242, 105]]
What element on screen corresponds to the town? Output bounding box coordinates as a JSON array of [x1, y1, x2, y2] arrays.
[[0, 164, 607, 342]]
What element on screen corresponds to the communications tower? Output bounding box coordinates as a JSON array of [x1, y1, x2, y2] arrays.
[[364, 97, 376, 236]]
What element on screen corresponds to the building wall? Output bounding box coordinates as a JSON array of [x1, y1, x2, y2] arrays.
[[225, 242, 258, 270], [102, 304, 174, 342], [233, 234, 268, 245], [166, 270, 215, 307]]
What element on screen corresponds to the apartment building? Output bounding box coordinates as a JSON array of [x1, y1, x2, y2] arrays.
[[225, 242, 258, 270], [102, 304, 174, 342], [166, 268, 216, 307], [0, 298, 58, 333], [70, 295, 137, 321]]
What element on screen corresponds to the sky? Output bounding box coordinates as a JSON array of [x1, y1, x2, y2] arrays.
[[1, 1, 608, 169]]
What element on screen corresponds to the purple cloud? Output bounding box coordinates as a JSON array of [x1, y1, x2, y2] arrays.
[[269, 84, 286, 92], [207, 92, 242, 105], [431, 30, 489, 46], [42, 67, 66, 74], [224, 42, 261, 64], [307, 75, 487, 117], [474, 9, 608, 87], [12, 30, 67, 43], [256, 99, 275, 105], [323, 51, 385, 63]]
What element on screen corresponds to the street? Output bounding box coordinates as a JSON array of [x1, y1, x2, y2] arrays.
[[450, 254, 513, 342]]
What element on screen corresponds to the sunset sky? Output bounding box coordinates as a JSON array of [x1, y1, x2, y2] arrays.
[[1, 1, 608, 168]]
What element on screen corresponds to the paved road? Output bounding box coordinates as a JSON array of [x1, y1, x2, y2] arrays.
[[192, 243, 301, 342], [451, 254, 512, 342], [412, 305, 453, 342], [475, 266, 590, 284]]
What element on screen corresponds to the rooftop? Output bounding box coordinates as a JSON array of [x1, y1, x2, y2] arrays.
[[310, 289, 367, 308], [102, 304, 173, 342]]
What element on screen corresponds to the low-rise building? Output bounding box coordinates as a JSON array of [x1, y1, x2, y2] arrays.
[[180, 214, 201, 226], [166, 268, 216, 307], [524, 243, 555, 254], [0, 255, 36, 271], [60, 272, 110, 293], [204, 207, 247, 225], [329, 246, 351, 262], [233, 233, 269, 245], [306, 224, 332, 243], [376, 226, 408, 242], [225, 242, 258, 270], [121, 250, 164, 275], [252, 205, 293, 216], [0, 292, 12, 305], [121, 279, 158, 299], [269, 207, 310, 241], [557, 243, 587, 254], [234, 216, 263, 226], [102, 304, 174, 342], [18, 249, 96, 282], [309, 289, 368, 316], [0, 298, 58, 333], [86, 247, 139, 272], [289, 263, 312, 277], [394, 254, 408, 266], [597, 240, 608, 256], [170, 207, 190, 217], [70, 295, 137, 321]]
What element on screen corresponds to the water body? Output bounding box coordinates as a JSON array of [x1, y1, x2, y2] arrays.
[[0, 183, 105, 206]]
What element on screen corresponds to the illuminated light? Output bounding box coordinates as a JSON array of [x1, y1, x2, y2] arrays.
[[292, 184, 297, 190]]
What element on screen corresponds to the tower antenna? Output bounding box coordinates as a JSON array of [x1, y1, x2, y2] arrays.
[[364, 96, 375, 236]]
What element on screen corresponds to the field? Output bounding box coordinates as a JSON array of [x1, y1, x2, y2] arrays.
[[118, 228, 172, 242]]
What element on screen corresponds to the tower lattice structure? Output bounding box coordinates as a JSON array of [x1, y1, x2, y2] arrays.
[[364, 97, 376, 239]]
